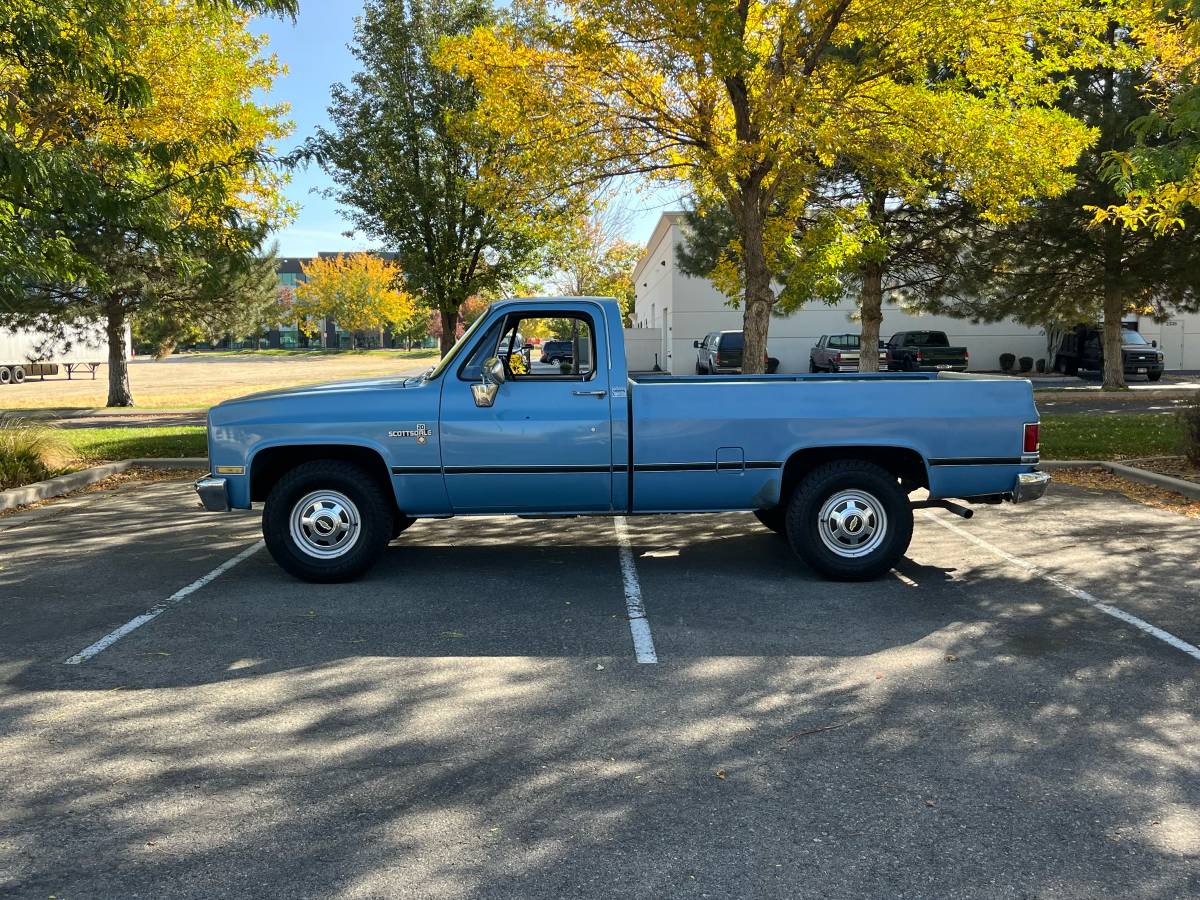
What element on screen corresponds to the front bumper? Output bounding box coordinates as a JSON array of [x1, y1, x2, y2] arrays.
[[1012, 471, 1051, 503], [195, 475, 230, 512]]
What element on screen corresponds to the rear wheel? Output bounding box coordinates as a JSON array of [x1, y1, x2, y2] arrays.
[[753, 507, 786, 535], [262, 460, 393, 583], [785, 460, 913, 580], [10, 366, 24, 384], [809, 361, 818, 373], [0, 367, 10, 385]]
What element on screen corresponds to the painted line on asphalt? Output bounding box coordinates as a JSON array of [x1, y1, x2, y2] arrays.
[[922, 512, 1200, 663], [64, 541, 265, 665], [613, 516, 658, 663]]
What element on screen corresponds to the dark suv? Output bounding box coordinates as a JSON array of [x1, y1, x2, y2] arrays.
[[1054, 325, 1164, 381], [694, 331, 745, 374], [540, 340, 574, 364]]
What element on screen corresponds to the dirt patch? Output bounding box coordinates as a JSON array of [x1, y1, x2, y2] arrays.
[[1052, 465, 1200, 519], [0, 466, 205, 519]]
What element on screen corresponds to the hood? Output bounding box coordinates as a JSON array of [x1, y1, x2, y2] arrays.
[[219, 374, 423, 407]]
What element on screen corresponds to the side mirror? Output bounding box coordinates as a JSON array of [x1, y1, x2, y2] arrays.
[[1152, 340, 1158, 348], [472, 356, 506, 408], [693, 340, 701, 348], [483, 356, 507, 385]]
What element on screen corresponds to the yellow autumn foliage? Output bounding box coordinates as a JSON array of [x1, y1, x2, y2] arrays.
[[295, 254, 417, 336]]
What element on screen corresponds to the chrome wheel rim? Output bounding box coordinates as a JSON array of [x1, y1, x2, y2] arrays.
[[817, 490, 887, 558], [290, 490, 361, 559]]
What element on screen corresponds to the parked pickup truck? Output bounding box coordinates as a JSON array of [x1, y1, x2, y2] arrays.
[[810, 334, 889, 373], [886, 331, 969, 372], [1053, 325, 1164, 382], [196, 297, 1048, 583]]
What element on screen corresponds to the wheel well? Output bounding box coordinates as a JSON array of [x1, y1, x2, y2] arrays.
[[778, 446, 928, 504], [250, 444, 392, 503]]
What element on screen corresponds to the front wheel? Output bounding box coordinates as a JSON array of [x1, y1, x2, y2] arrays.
[[1147, 370, 1163, 382], [785, 460, 913, 581], [262, 460, 394, 583]]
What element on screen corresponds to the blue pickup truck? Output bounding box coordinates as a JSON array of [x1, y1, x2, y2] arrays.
[[196, 297, 1048, 583]]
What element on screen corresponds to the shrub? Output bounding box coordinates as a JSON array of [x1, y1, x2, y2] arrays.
[[1018, 356, 1034, 373], [999, 352, 1016, 372], [0, 416, 71, 491], [1035, 358, 1046, 373], [1182, 393, 1200, 466]]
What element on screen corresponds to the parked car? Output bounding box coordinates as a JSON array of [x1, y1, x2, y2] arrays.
[[196, 297, 1049, 585], [694, 330, 779, 374], [886, 331, 969, 372], [540, 340, 574, 364], [810, 334, 889, 373], [1054, 325, 1164, 381]]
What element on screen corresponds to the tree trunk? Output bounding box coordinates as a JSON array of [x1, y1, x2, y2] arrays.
[[739, 203, 773, 375], [106, 300, 134, 407], [858, 262, 884, 373], [439, 308, 460, 357], [1101, 284, 1127, 391]]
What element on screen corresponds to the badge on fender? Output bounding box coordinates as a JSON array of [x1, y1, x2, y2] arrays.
[[389, 424, 432, 444]]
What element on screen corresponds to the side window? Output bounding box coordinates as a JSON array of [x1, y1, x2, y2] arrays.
[[510, 314, 595, 379], [458, 318, 507, 382]]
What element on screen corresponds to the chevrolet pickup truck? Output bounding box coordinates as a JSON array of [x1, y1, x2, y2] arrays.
[[196, 297, 1049, 584]]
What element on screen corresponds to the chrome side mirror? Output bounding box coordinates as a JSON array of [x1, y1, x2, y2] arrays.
[[483, 356, 506, 386], [471, 356, 506, 408]]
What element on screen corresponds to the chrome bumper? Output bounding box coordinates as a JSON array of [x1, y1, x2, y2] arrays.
[[1012, 471, 1051, 503], [195, 475, 230, 512]]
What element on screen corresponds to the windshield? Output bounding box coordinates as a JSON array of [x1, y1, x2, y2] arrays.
[[1121, 329, 1149, 345], [425, 311, 492, 380]]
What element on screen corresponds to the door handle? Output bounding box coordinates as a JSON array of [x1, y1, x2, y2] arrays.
[[572, 390, 607, 398]]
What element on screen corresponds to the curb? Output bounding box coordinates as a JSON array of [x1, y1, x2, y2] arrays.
[[1041, 459, 1200, 500], [0, 457, 208, 512]]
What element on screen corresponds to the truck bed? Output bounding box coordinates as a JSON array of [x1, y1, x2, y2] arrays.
[[626, 371, 1037, 511]]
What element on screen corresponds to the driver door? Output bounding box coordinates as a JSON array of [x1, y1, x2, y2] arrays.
[[438, 305, 615, 513]]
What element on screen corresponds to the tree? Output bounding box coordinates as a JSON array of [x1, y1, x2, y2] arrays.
[[550, 213, 642, 325], [294, 253, 416, 345], [134, 249, 285, 357], [438, 0, 1122, 373], [309, 0, 578, 357], [0, 0, 294, 404], [933, 23, 1200, 389]]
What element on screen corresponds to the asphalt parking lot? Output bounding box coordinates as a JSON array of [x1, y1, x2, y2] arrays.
[[2, 477, 1198, 899]]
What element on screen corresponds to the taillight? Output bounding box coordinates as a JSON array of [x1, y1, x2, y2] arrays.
[[833, 352, 841, 364], [1024, 423, 1040, 453], [916, 349, 923, 363]]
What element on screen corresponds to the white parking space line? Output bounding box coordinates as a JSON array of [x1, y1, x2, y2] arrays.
[[64, 541, 264, 665], [922, 513, 1200, 663], [613, 516, 658, 664]]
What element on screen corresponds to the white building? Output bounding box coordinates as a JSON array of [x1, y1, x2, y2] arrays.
[[631, 212, 1200, 374]]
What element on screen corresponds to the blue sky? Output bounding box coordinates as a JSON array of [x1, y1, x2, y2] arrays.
[[255, 6, 682, 259]]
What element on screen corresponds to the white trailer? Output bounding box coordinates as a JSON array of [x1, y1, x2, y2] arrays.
[[0, 322, 128, 386]]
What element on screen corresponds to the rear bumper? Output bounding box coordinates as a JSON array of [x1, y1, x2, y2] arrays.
[[1012, 471, 1051, 503], [195, 475, 230, 512]]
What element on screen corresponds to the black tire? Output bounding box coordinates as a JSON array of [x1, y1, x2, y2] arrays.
[[809, 361, 818, 373], [753, 507, 787, 535], [1147, 370, 1163, 382], [391, 515, 416, 540], [0, 367, 10, 385], [784, 460, 913, 581], [696, 360, 705, 375], [10, 366, 24, 384], [1064, 360, 1079, 377], [262, 459, 394, 583]]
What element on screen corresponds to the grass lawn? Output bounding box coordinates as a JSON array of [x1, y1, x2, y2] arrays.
[[63, 427, 207, 464], [1040, 414, 1186, 460]]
